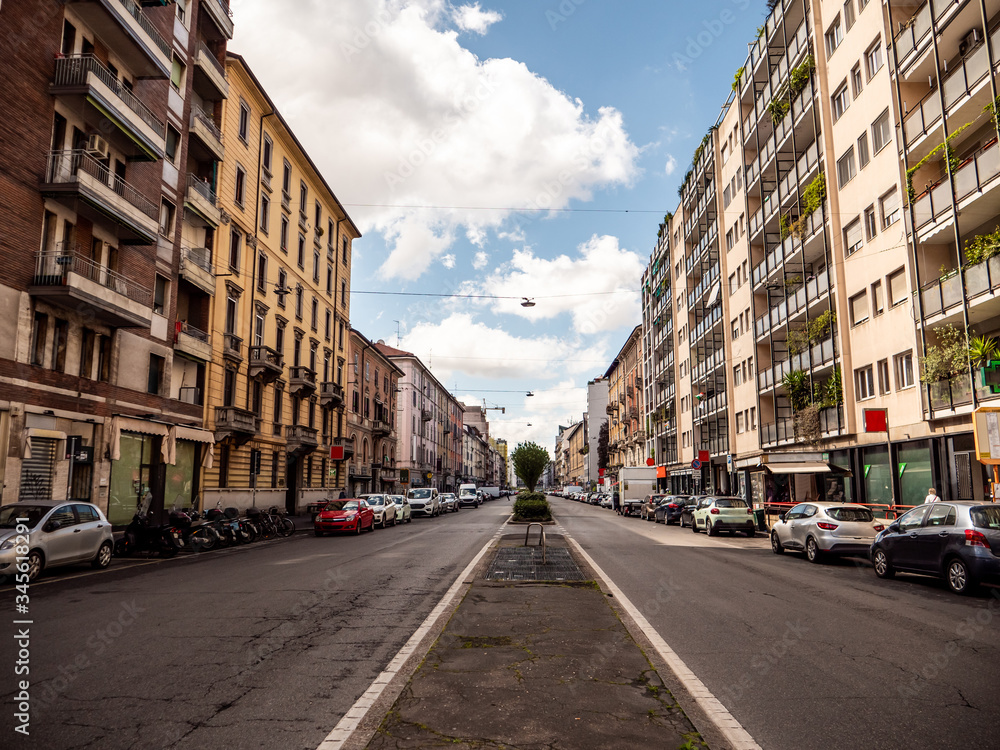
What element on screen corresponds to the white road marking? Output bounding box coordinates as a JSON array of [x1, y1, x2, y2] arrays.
[[559, 523, 763, 750], [316, 518, 509, 750]]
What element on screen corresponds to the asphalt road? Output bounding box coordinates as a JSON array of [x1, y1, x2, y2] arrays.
[[553, 495, 1000, 750], [0, 500, 512, 750]]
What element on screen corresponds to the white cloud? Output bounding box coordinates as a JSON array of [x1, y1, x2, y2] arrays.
[[473, 251, 489, 269], [452, 3, 502, 34], [232, 0, 640, 281], [441, 253, 456, 268], [664, 154, 677, 176], [464, 234, 643, 333], [498, 227, 526, 243]]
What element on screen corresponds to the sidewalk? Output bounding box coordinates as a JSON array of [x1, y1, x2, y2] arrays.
[[364, 532, 708, 749]]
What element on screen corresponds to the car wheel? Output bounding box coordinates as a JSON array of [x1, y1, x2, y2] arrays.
[[707, 521, 717, 537], [691, 517, 699, 533], [872, 548, 894, 579], [92, 541, 113, 569], [805, 537, 823, 564], [745, 527, 755, 538], [679, 515, 685, 528], [770, 532, 784, 555], [355, 520, 362, 535], [26, 550, 43, 581], [406, 515, 412, 523], [946, 557, 976, 595], [315, 528, 325, 537]]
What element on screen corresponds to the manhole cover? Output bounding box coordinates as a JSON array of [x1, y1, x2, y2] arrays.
[[485, 547, 587, 581]]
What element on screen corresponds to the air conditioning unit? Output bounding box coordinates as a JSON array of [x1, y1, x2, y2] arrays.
[[959, 28, 982, 56], [85, 134, 109, 159]]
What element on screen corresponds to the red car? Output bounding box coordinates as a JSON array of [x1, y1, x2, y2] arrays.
[[314, 499, 375, 536]]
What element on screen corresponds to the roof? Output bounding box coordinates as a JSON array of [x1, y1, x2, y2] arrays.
[[374, 342, 416, 358], [351, 329, 405, 377]]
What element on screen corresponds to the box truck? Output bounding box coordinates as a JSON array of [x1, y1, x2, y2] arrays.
[[617, 466, 658, 516]]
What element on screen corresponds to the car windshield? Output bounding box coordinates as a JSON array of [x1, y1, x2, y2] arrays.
[[0, 505, 48, 528], [972, 506, 1000, 529], [326, 501, 359, 511], [409, 489, 431, 499], [391, 496, 405, 503], [715, 499, 748, 508], [365, 496, 385, 505], [827, 507, 874, 522]]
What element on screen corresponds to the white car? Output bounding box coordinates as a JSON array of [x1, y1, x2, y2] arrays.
[[389, 495, 412, 523], [359, 494, 397, 528], [691, 496, 756, 537], [439, 493, 460, 513], [407, 488, 441, 517], [771, 502, 885, 562], [0, 501, 114, 582]]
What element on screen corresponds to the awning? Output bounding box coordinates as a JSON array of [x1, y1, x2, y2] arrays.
[[762, 461, 853, 476], [22, 428, 68, 459], [705, 282, 721, 307], [109, 416, 170, 462], [170, 425, 216, 469]]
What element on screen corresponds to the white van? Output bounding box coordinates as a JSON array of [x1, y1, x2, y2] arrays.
[[406, 487, 441, 517], [458, 484, 480, 508]]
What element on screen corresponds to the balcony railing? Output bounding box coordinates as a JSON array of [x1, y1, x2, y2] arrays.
[[191, 107, 223, 143], [927, 373, 974, 412], [333, 436, 355, 457], [182, 246, 213, 274], [894, 2, 932, 68], [115, 0, 171, 57], [187, 172, 218, 206], [197, 41, 226, 77], [761, 418, 796, 447], [223, 332, 243, 359], [177, 323, 209, 343], [53, 55, 165, 138], [215, 406, 258, 434], [45, 150, 157, 219], [33, 248, 152, 307], [320, 381, 344, 407], [902, 88, 942, 149]]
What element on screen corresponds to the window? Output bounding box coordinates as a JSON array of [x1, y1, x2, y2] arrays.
[[277, 268, 287, 308], [856, 365, 875, 400], [282, 160, 291, 196], [865, 39, 883, 80], [260, 194, 270, 233], [342, 237, 349, 264], [235, 165, 246, 207], [894, 351, 915, 389], [750, 407, 756, 430], [151, 274, 167, 315], [844, 217, 863, 255], [299, 181, 308, 215], [295, 286, 303, 319], [325, 309, 332, 341], [297, 234, 305, 269], [880, 188, 900, 228], [238, 100, 250, 142], [888, 268, 907, 307], [313, 249, 320, 283], [736, 412, 745, 434], [864, 205, 877, 240], [80, 329, 95, 378], [311, 297, 318, 331], [832, 82, 850, 121], [851, 63, 863, 97], [170, 56, 185, 91], [837, 147, 856, 188], [877, 358, 890, 395], [849, 290, 870, 326], [280, 215, 289, 253], [147, 354, 164, 395], [826, 16, 843, 56], [229, 228, 241, 271], [257, 252, 267, 293], [262, 134, 273, 174], [858, 132, 870, 169], [225, 293, 238, 334], [315, 201, 322, 231], [97, 334, 111, 382], [52, 319, 68, 372], [871, 110, 891, 153], [844, 0, 855, 30], [338, 321, 344, 350], [275, 320, 285, 355], [159, 199, 175, 238], [341, 280, 347, 306], [733, 365, 743, 387], [872, 280, 884, 316], [165, 125, 180, 164], [326, 264, 333, 295], [251, 380, 263, 416]]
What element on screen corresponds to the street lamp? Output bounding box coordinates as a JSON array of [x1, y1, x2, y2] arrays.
[[520, 298, 535, 307]]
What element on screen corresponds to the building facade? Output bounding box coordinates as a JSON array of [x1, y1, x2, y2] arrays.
[[586, 377, 609, 489], [605, 326, 644, 485]]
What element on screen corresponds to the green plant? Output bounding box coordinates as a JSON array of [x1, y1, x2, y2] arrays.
[[779, 213, 792, 240], [784, 274, 803, 290], [964, 226, 1000, 267], [768, 98, 790, 124], [732, 66, 745, 93], [801, 172, 826, 216], [920, 325, 971, 383], [807, 309, 836, 343], [816, 366, 843, 409], [511, 441, 551, 492], [969, 335, 999, 368], [787, 55, 815, 99], [987, 95, 1000, 128], [793, 403, 821, 444], [905, 121, 973, 202], [782, 369, 811, 411], [786, 326, 809, 356], [512, 495, 552, 522]]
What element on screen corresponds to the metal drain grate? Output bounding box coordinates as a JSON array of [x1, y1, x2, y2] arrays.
[[484, 547, 587, 581]]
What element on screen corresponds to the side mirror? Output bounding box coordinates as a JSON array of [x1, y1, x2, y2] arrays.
[[44, 520, 62, 533], [778, 512, 787, 522], [887, 522, 900, 533]]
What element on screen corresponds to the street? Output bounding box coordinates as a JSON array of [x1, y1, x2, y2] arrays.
[[3, 495, 999, 749]]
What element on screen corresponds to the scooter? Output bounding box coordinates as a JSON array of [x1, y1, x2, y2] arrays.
[[114, 493, 180, 558], [170, 508, 220, 552]]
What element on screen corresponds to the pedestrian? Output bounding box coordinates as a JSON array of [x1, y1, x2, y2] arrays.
[[612, 490, 620, 514], [925, 487, 938, 503]]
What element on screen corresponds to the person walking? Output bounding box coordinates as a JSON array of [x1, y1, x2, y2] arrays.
[[612, 490, 621, 515], [925, 487, 939, 503]]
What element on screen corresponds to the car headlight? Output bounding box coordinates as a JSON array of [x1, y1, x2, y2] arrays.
[[0, 539, 16, 551]]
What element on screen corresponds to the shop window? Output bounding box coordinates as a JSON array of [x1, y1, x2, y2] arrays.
[[898, 441, 933, 509]]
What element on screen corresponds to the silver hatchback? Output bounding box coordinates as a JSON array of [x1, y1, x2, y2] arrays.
[[771, 502, 886, 563], [0, 501, 114, 582]]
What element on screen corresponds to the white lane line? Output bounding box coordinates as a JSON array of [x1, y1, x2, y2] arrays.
[[559, 524, 763, 750], [316, 518, 509, 750]]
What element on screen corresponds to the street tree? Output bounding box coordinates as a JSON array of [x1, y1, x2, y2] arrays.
[[598, 420, 609, 470], [511, 441, 550, 492]]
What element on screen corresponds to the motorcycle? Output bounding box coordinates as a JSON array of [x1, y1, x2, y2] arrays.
[[169, 508, 219, 553], [114, 493, 181, 558]]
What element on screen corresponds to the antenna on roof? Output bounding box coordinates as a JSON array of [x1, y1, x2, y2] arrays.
[[394, 320, 401, 347]]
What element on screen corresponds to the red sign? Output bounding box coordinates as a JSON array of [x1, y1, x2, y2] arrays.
[[330, 445, 344, 461], [863, 409, 888, 433], [646, 457, 655, 466], [598, 468, 605, 477], [656, 466, 667, 478], [698, 450, 710, 462]]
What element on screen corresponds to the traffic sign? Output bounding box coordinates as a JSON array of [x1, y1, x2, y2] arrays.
[[692, 459, 702, 470]]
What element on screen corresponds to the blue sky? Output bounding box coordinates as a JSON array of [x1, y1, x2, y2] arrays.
[[231, 0, 763, 449]]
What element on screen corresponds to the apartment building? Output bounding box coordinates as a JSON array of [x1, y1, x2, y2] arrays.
[[639, 0, 1000, 509], [201, 53, 359, 513], [586, 377, 609, 489], [463, 424, 488, 485], [0, 0, 231, 523], [605, 326, 644, 485], [345, 330, 402, 496], [376, 343, 464, 492]]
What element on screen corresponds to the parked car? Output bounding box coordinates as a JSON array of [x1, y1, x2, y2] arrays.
[[457, 486, 480, 508], [678, 498, 705, 529], [870, 501, 1000, 595], [360, 494, 397, 528], [407, 488, 441, 517], [771, 502, 885, 562], [0, 501, 113, 582], [692, 496, 755, 537], [389, 495, 412, 523], [655, 496, 696, 525], [439, 493, 460, 513], [314, 500, 375, 536], [640, 494, 667, 521]]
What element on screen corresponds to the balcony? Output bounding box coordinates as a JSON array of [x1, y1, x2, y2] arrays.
[[42, 151, 158, 244], [288, 366, 317, 395], [200, 0, 235, 41], [286, 425, 319, 457], [421, 408, 432, 421], [372, 419, 390, 437], [193, 42, 229, 101], [185, 173, 222, 228], [189, 108, 225, 162], [249, 346, 283, 383], [320, 381, 344, 409], [349, 463, 372, 479], [926, 373, 975, 416], [333, 436, 355, 458], [30, 248, 152, 328], [179, 247, 215, 296], [174, 323, 211, 362], [51, 55, 165, 160], [222, 332, 243, 363], [70, 0, 171, 77], [214, 406, 258, 445], [761, 418, 796, 447]]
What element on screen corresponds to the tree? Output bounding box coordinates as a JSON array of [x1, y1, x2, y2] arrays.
[[597, 420, 609, 470], [511, 441, 550, 492]]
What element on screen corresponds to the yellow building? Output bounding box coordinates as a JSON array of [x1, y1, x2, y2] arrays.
[[200, 53, 360, 512], [605, 326, 644, 483]]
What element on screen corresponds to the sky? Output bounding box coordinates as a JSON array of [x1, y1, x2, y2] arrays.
[[230, 0, 763, 451]]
